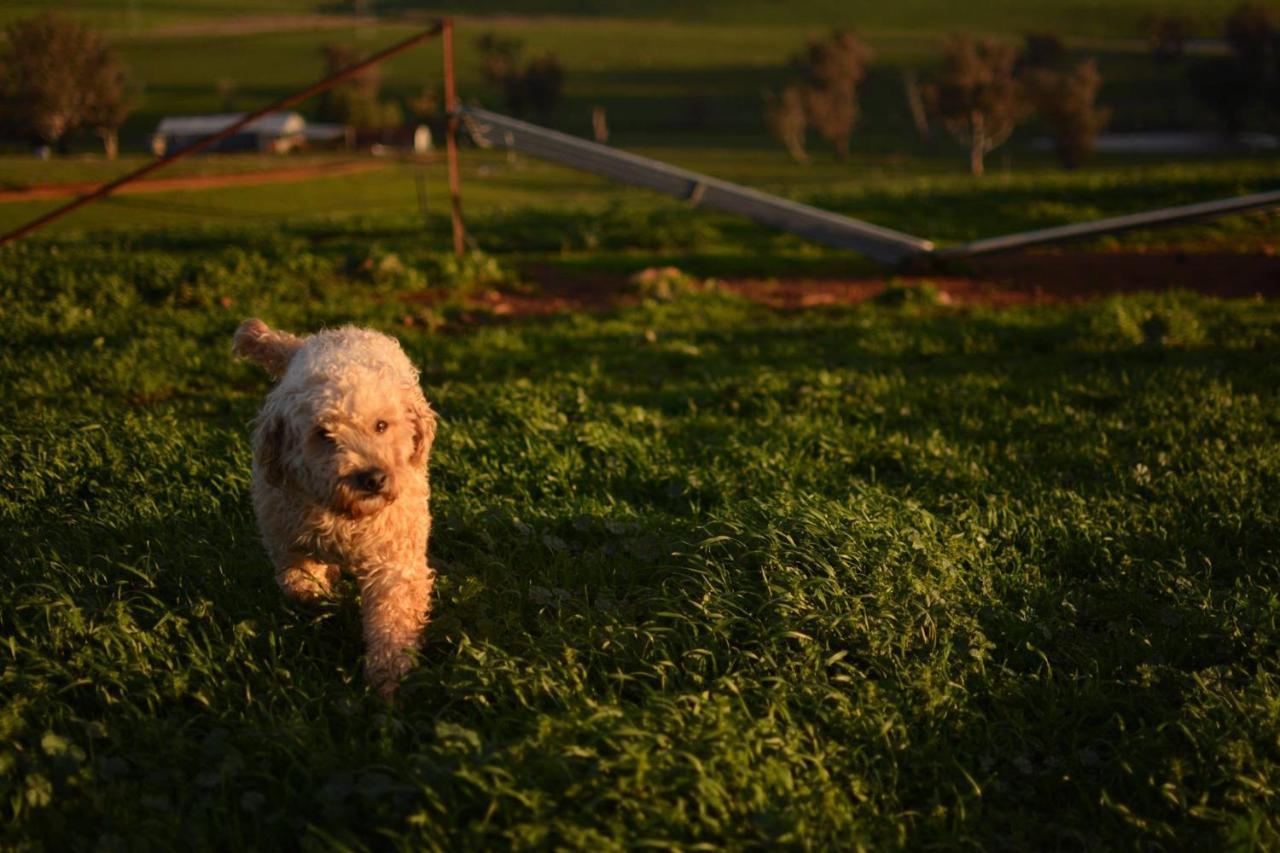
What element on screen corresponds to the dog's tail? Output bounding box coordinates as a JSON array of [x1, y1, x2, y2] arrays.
[[232, 318, 305, 378]]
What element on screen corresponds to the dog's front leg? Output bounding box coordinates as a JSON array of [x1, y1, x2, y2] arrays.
[[276, 556, 341, 604], [357, 559, 434, 699]]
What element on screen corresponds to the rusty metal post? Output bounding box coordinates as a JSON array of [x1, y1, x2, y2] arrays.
[[0, 24, 444, 248], [443, 18, 466, 257]]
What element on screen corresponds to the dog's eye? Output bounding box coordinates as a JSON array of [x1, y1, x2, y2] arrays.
[[375, 419, 388, 434]]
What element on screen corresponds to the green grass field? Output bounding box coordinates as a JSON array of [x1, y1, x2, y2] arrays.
[[2, 2, 1279, 848], [2, 0, 1253, 35], [2, 3, 1249, 157], [99, 19, 1226, 148], [3, 223, 1280, 848], [2, 151, 1276, 257]]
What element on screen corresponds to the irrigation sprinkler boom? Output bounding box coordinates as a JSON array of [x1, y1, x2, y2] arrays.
[[460, 106, 933, 266]]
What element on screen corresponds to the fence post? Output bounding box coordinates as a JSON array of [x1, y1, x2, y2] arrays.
[[443, 18, 466, 258]]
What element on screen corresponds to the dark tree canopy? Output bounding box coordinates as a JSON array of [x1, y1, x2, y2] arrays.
[[1143, 13, 1192, 62], [923, 35, 1029, 175], [763, 84, 809, 163], [1025, 58, 1112, 169], [1189, 3, 1280, 135], [508, 54, 564, 120], [0, 13, 131, 153], [791, 29, 872, 160], [1225, 1, 1280, 80], [1189, 57, 1260, 136], [476, 33, 565, 121], [317, 43, 402, 131], [1016, 32, 1068, 74], [476, 32, 524, 89]]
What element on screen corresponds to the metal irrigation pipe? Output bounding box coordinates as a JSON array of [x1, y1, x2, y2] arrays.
[[934, 187, 1280, 260], [0, 20, 446, 248]]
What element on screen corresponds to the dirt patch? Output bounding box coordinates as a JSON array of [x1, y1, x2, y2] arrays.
[[961, 250, 1280, 301], [141, 15, 382, 38], [0, 159, 391, 204], [417, 251, 1280, 320], [718, 277, 998, 309], [725, 250, 1280, 309]]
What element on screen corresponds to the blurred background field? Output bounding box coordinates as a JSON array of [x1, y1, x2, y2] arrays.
[[2, 0, 1277, 248]]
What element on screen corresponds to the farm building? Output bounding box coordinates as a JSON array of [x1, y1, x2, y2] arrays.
[[150, 112, 348, 155]]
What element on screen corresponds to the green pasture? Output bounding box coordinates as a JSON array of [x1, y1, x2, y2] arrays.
[[0, 154, 364, 191], [2, 5, 1278, 845], [2, 223, 1280, 848], [6, 0, 1255, 36], [101, 18, 1226, 146], [1, 7, 1248, 158], [0, 152, 1275, 257]]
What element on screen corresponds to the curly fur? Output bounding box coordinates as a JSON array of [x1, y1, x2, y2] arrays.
[[233, 318, 438, 698]]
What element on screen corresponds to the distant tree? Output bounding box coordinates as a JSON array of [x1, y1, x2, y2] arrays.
[[512, 54, 564, 120], [1025, 59, 1112, 169], [407, 86, 439, 122], [1016, 32, 1068, 74], [1189, 3, 1280, 135], [83, 58, 130, 160], [476, 32, 524, 88], [790, 29, 872, 160], [1188, 57, 1257, 135], [1143, 13, 1192, 62], [763, 85, 809, 163], [476, 33, 565, 121], [215, 78, 238, 111], [0, 13, 132, 155], [591, 104, 609, 143], [901, 68, 931, 139], [317, 43, 402, 131], [1225, 1, 1280, 83], [923, 35, 1029, 176]]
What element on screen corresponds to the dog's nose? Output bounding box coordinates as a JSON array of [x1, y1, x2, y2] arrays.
[[355, 467, 387, 494]]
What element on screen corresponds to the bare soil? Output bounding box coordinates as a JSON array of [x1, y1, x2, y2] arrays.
[[141, 15, 383, 38], [0, 160, 389, 204], [423, 251, 1280, 320], [728, 250, 1280, 309]]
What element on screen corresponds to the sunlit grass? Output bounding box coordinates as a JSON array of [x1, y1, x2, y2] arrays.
[[2, 227, 1279, 847], [1, 151, 1274, 254]]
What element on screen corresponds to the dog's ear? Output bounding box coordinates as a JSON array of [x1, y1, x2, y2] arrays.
[[409, 395, 437, 467], [255, 415, 290, 487], [233, 318, 305, 379]]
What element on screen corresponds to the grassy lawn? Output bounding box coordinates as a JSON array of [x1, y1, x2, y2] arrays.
[[1, 0, 1251, 35], [0, 11, 1229, 156], [0, 153, 378, 188], [106, 19, 1225, 139], [2, 224, 1280, 848], [1, 151, 1275, 256], [2, 2, 1279, 847]]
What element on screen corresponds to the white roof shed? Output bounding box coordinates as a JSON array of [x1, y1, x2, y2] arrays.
[[154, 112, 307, 138]]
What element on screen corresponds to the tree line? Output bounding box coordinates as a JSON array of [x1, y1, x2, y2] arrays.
[[0, 14, 130, 158], [766, 3, 1280, 174], [2, 7, 1277, 168], [0, 13, 568, 158]]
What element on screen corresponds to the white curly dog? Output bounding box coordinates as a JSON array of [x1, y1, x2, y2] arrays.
[[233, 318, 437, 698]]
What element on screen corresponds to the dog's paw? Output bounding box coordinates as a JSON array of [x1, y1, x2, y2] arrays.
[[276, 559, 340, 604]]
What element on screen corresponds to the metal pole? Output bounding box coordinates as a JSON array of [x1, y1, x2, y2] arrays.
[[936, 187, 1280, 260], [458, 106, 933, 265], [0, 22, 444, 248], [443, 18, 466, 257]]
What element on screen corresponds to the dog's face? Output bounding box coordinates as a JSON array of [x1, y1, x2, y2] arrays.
[[259, 377, 435, 519]]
